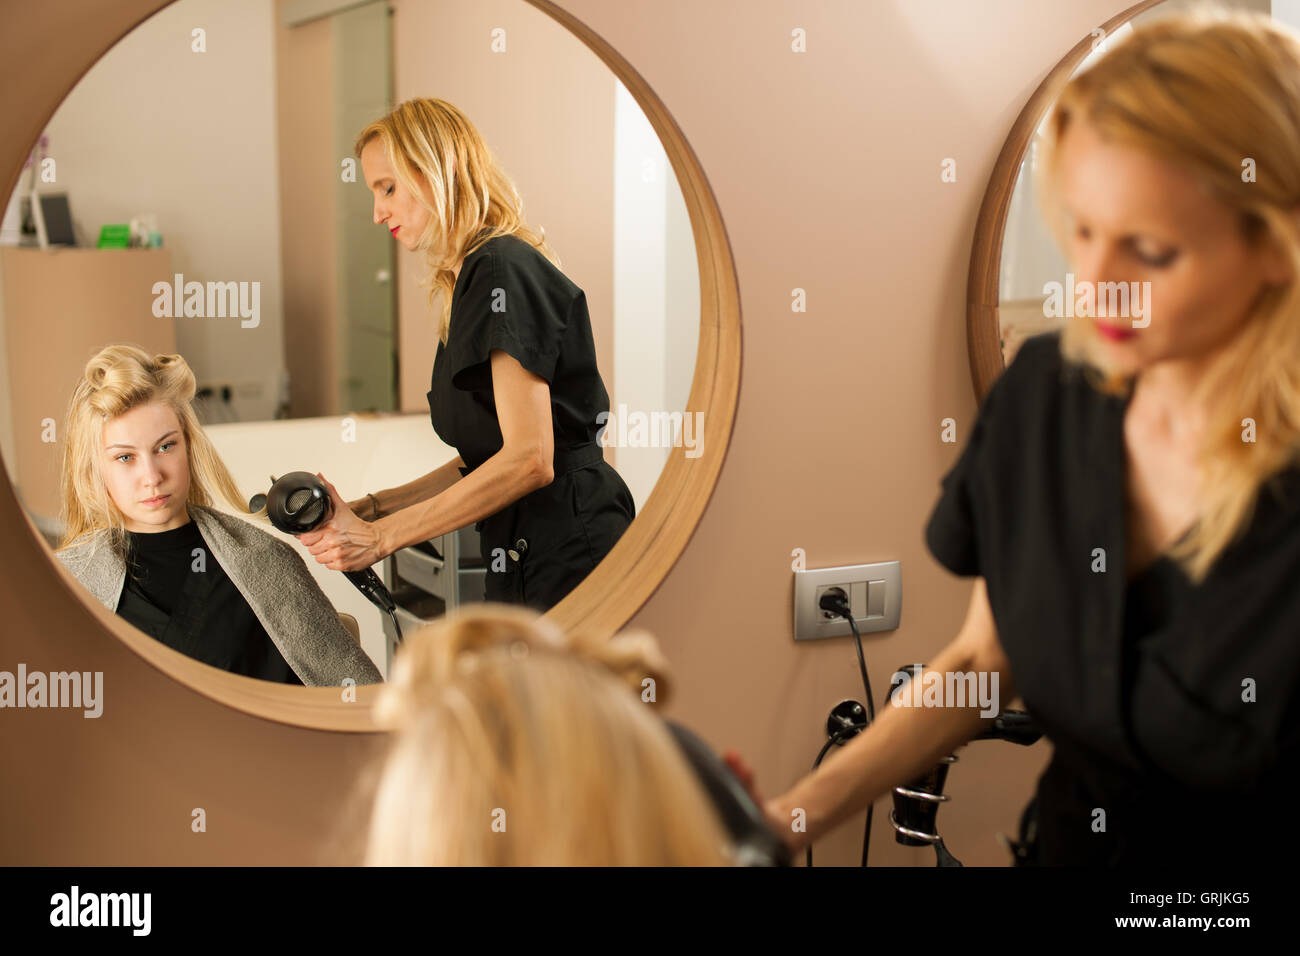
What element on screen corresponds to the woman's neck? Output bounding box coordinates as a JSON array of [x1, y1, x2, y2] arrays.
[[1129, 341, 1228, 446]]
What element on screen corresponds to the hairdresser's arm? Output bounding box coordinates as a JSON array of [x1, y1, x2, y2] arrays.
[[373, 350, 553, 554], [299, 352, 551, 570], [347, 455, 467, 520], [769, 577, 1016, 852]]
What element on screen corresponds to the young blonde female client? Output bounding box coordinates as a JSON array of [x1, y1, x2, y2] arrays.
[[55, 345, 382, 687], [362, 603, 733, 865]]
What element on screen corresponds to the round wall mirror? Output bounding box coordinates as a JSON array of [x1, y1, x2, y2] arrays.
[[0, 0, 740, 728]]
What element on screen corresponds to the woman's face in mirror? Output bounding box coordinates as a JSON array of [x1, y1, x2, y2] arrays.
[[361, 138, 434, 254], [100, 403, 191, 533], [1056, 114, 1290, 371]]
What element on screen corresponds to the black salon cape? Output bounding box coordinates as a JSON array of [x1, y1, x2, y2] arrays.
[[427, 234, 635, 611], [117, 521, 303, 684], [925, 331, 1300, 868]]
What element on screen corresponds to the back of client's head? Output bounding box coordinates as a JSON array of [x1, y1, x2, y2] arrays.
[[58, 344, 246, 553], [363, 604, 734, 866]]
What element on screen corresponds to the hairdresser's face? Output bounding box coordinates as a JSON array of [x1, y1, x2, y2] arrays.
[[100, 402, 191, 533], [362, 138, 435, 253], [1058, 116, 1291, 370]]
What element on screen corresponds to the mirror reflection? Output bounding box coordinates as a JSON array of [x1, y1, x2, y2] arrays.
[[0, 0, 701, 683], [997, 0, 1279, 367]]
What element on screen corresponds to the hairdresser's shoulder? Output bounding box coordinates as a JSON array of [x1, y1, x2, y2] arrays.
[[480, 232, 535, 263], [477, 234, 577, 294], [1002, 329, 1064, 384], [982, 329, 1071, 410]]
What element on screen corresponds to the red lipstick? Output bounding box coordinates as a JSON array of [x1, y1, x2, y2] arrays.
[[1095, 320, 1136, 342]]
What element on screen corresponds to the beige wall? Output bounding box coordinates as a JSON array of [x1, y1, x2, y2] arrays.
[[390, 0, 615, 418], [276, 1, 340, 418], [0, 0, 1142, 866], [9, 0, 288, 423], [0, 247, 175, 522]]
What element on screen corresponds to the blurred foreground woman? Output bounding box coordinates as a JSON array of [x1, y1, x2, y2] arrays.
[[363, 604, 733, 866]]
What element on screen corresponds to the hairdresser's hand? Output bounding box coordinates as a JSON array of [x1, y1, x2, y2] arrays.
[[295, 473, 388, 571], [723, 750, 799, 852]]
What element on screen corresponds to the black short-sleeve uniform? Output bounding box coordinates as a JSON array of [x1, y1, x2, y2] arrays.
[[427, 234, 635, 611], [117, 521, 303, 684], [925, 330, 1300, 867]]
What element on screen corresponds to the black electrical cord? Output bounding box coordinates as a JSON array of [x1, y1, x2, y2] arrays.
[[805, 589, 875, 867], [386, 606, 404, 644], [805, 724, 857, 867]]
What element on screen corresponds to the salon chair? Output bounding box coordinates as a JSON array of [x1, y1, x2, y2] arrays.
[[337, 612, 360, 644], [381, 528, 487, 672], [665, 721, 792, 866]]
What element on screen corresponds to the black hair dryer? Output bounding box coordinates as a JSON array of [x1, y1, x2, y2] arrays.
[[889, 663, 962, 866], [255, 471, 398, 619], [889, 662, 1043, 867]]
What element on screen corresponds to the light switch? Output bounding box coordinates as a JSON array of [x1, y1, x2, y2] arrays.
[[851, 580, 868, 619]]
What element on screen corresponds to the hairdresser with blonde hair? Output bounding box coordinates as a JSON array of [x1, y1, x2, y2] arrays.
[[296, 98, 634, 613], [55, 345, 382, 686], [742, 10, 1300, 867], [363, 603, 732, 865]]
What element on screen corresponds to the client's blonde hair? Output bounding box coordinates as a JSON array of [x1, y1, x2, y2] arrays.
[[57, 344, 248, 556], [362, 604, 734, 866]]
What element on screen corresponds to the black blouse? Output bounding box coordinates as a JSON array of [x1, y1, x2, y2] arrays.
[[425, 233, 635, 611], [117, 519, 303, 685], [925, 330, 1300, 867], [428, 233, 611, 471]]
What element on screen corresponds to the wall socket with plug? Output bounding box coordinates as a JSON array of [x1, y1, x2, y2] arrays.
[[792, 561, 901, 641]]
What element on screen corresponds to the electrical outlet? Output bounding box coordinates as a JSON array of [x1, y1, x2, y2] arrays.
[[815, 584, 851, 620], [793, 561, 901, 641]]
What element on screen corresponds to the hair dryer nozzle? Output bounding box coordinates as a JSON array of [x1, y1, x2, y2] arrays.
[[262, 470, 399, 621], [265, 470, 332, 534]]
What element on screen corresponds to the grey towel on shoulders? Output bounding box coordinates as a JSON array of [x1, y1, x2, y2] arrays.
[[55, 503, 383, 687]]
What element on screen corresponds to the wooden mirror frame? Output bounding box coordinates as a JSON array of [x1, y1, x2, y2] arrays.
[[0, 0, 741, 731], [965, 0, 1165, 403]]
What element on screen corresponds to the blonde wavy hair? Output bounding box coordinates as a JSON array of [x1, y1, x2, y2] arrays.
[[360, 604, 734, 866], [353, 98, 559, 346], [56, 344, 250, 556], [1034, 6, 1300, 585]]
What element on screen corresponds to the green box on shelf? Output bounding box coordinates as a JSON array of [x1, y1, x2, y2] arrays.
[[97, 224, 130, 248]]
